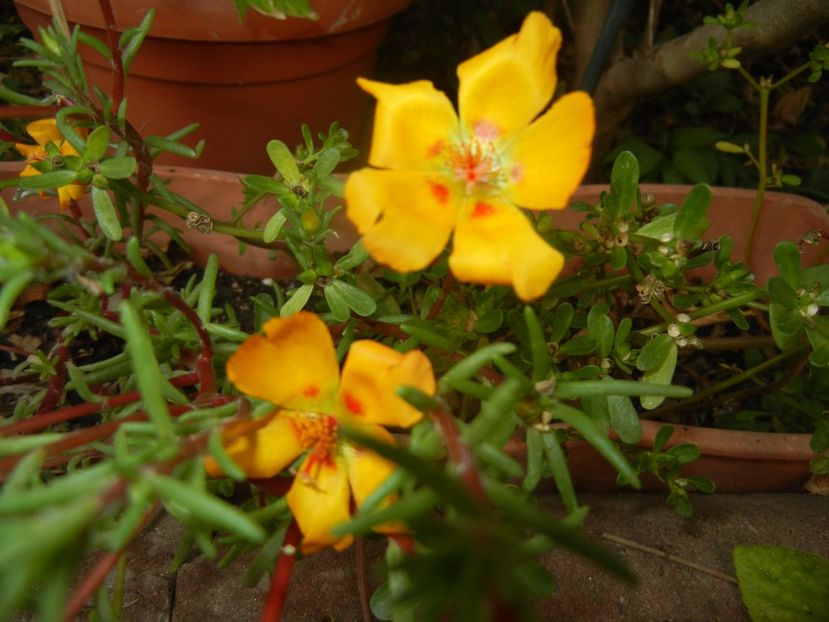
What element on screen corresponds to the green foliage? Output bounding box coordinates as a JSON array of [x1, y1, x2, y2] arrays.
[[733, 545, 829, 622]]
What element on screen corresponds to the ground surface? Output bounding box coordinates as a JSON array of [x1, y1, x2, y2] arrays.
[[53, 493, 829, 622]]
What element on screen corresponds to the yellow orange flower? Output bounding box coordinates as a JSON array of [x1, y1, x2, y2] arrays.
[[206, 312, 435, 553], [15, 118, 85, 210], [345, 12, 595, 301]]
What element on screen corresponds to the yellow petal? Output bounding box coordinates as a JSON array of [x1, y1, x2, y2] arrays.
[[15, 144, 43, 161], [449, 199, 564, 301], [457, 12, 561, 140], [58, 184, 85, 210], [287, 454, 354, 553], [341, 424, 397, 506], [204, 411, 305, 479], [505, 92, 595, 209], [337, 340, 434, 428], [345, 169, 456, 272], [226, 312, 340, 411], [25, 118, 61, 146], [342, 425, 407, 534], [358, 78, 459, 170]]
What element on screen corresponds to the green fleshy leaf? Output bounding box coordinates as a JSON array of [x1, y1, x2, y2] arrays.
[[733, 545, 829, 622]]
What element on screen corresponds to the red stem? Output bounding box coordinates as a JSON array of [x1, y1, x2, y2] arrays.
[[260, 519, 301, 622], [426, 274, 454, 321], [37, 341, 70, 415], [0, 371, 199, 437], [63, 549, 122, 620], [160, 291, 215, 396], [0, 105, 61, 120], [431, 401, 488, 505], [96, 0, 124, 114], [0, 343, 35, 357], [355, 537, 372, 622]]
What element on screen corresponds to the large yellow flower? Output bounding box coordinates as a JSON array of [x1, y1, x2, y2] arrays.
[[15, 118, 85, 210], [206, 312, 435, 553], [345, 12, 594, 301]]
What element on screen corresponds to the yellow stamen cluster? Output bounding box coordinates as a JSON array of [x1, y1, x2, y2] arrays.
[[445, 139, 503, 194], [291, 414, 339, 475]]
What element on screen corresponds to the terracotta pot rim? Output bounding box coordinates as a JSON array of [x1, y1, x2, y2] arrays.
[[637, 419, 819, 462]]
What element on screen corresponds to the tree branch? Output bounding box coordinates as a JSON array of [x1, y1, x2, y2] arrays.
[[592, 0, 829, 152]]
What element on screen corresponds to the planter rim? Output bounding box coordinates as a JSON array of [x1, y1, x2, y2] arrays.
[[14, 0, 414, 42], [637, 419, 819, 462]]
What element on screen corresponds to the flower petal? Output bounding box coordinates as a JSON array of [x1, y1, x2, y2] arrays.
[[504, 91, 595, 209], [449, 199, 564, 301], [457, 12, 561, 140], [58, 184, 85, 210], [337, 340, 434, 428], [204, 411, 305, 479], [342, 424, 398, 507], [358, 78, 459, 170], [25, 119, 62, 147], [342, 425, 407, 534], [226, 312, 340, 411], [287, 454, 353, 553], [15, 144, 43, 161], [345, 169, 456, 273]]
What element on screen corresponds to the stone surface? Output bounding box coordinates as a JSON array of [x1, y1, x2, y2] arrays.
[[538, 494, 829, 622], [18, 494, 825, 621]]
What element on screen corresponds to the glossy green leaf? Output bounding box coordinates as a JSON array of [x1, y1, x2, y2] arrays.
[[635, 213, 677, 240], [673, 183, 711, 240], [667, 443, 700, 464], [606, 151, 639, 222], [263, 211, 287, 243], [685, 476, 716, 493], [637, 334, 674, 372], [18, 170, 78, 191], [640, 342, 678, 410], [767, 277, 798, 309], [608, 393, 641, 444], [326, 279, 376, 317], [774, 242, 801, 287], [550, 302, 574, 343], [99, 156, 136, 180], [91, 187, 122, 241], [280, 283, 313, 317], [324, 281, 350, 322], [769, 303, 803, 351], [653, 424, 674, 453], [733, 545, 829, 622], [266, 140, 300, 186], [587, 305, 614, 358], [312, 148, 340, 179], [84, 125, 110, 161]]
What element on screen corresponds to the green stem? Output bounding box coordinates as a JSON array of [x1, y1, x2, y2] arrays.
[[638, 289, 759, 337], [770, 62, 812, 90], [745, 86, 770, 266]]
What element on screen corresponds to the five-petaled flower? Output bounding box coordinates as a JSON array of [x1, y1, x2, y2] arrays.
[[345, 12, 595, 301], [15, 118, 85, 210], [205, 312, 435, 553]]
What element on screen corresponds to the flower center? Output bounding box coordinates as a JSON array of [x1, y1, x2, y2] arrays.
[[445, 139, 503, 194], [291, 413, 339, 475]]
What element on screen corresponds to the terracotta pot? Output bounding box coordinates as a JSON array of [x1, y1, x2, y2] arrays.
[[506, 420, 822, 494], [562, 184, 828, 283], [542, 184, 829, 493], [14, 0, 413, 174], [0, 162, 357, 280]]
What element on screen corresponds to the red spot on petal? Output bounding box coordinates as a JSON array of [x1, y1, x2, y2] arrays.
[[431, 182, 450, 204], [343, 392, 363, 415], [471, 202, 496, 218], [510, 164, 524, 183], [427, 140, 445, 157], [302, 385, 319, 397]]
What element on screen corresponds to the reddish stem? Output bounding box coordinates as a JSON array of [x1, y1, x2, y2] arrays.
[[431, 401, 488, 505], [426, 274, 454, 321], [0, 373, 39, 386], [0, 105, 61, 120], [160, 291, 215, 396], [37, 341, 70, 415], [260, 519, 301, 622], [67, 198, 92, 241], [96, 0, 124, 114], [387, 533, 415, 555], [0, 343, 35, 357], [0, 371, 199, 437], [63, 549, 122, 620], [355, 537, 372, 622]]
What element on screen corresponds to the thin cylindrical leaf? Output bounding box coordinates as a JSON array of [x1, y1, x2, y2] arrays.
[[148, 473, 266, 543], [522, 428, 543, 491], [438, 343, 516, 393], [524, 306, 550, 382], [196, 254, 219, 323], [541, 432, 578, 514]]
